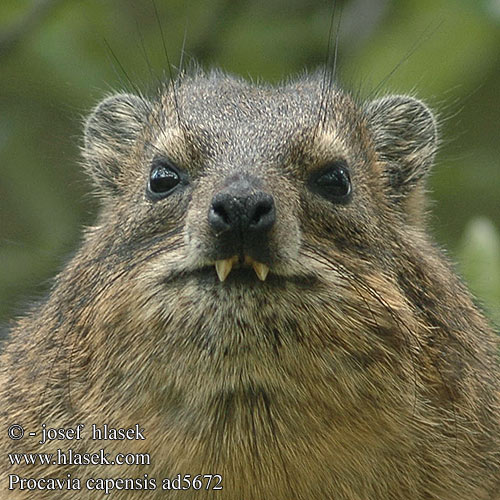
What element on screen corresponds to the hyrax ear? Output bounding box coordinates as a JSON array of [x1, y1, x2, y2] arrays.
[[364, 95, 438, 222], [83, 93, 151, 196]]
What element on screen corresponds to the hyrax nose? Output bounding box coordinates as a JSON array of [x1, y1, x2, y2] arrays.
[[208, 191, 276, 238]]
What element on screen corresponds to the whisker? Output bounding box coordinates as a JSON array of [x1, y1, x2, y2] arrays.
[[321, 4, 343, 131], [103, 38, 145, 103], [369, 20, 444, 99], [315, 0, 338, 138], [136, 20, 161, 89], [152, 0, 182, 128], [178, 17, 189, 77], [300, 242, 459, 430]]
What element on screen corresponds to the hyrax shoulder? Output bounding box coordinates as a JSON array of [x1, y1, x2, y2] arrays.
[[1, 69, 499, 499]]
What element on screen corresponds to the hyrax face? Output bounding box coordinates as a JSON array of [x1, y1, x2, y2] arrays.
[[83, 71, 436, 312]]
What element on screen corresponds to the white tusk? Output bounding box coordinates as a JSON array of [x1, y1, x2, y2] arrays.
[[215, 258, 235, 282], [252, 261, 270, 281]]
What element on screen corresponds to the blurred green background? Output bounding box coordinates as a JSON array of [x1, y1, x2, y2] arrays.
[[1, 0, 499, 327]]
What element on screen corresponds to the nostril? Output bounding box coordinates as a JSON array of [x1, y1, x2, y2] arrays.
[[208, 194, 237, 234], [248, 194, 275, 231], [250, 201, 271, 226], [212, 201, 231, 226], [208, 190, 275, 236]]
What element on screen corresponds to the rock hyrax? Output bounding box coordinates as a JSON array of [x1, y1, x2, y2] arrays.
[[1, 69, 499, 499]]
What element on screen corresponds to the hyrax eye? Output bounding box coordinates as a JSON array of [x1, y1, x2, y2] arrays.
[[148, 159, 181, 198], [309, 160, 352, 204]]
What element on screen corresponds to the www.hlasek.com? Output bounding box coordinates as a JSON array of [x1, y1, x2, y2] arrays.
[[6, 423, 223, 494]]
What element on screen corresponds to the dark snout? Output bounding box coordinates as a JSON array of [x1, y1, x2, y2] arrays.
[[208, 174, 275, 263]]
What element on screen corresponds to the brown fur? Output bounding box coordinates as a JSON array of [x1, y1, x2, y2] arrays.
[[1, 70, 499, 498]]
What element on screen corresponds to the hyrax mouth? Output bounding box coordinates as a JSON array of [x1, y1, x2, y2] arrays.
[[208, 174, 275, 283], [215, 255, 270, 282]]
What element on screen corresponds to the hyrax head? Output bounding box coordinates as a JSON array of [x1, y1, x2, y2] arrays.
[[82, 70, 437, 290]]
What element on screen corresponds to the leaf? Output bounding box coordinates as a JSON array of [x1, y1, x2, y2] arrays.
[[459, 217, 500, 326]]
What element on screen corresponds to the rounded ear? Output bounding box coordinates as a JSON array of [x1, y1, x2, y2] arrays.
[[83, 93, 151, 196], [364, 95, 438, 223]]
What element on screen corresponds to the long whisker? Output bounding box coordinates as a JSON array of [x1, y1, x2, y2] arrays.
[[321, 4, 343, 131], [316, 0, 338, 138], [152, 0, 182, 129], [300, 242, 458, 430], [369, 20, 444, 99], [103, 38, 145, 103]]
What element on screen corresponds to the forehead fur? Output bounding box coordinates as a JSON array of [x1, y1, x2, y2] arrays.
[[150, 70, 365, 163], [165, 70, 355, 122]]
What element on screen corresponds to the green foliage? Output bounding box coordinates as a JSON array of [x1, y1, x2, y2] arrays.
[[459, 218, 500, 327]]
